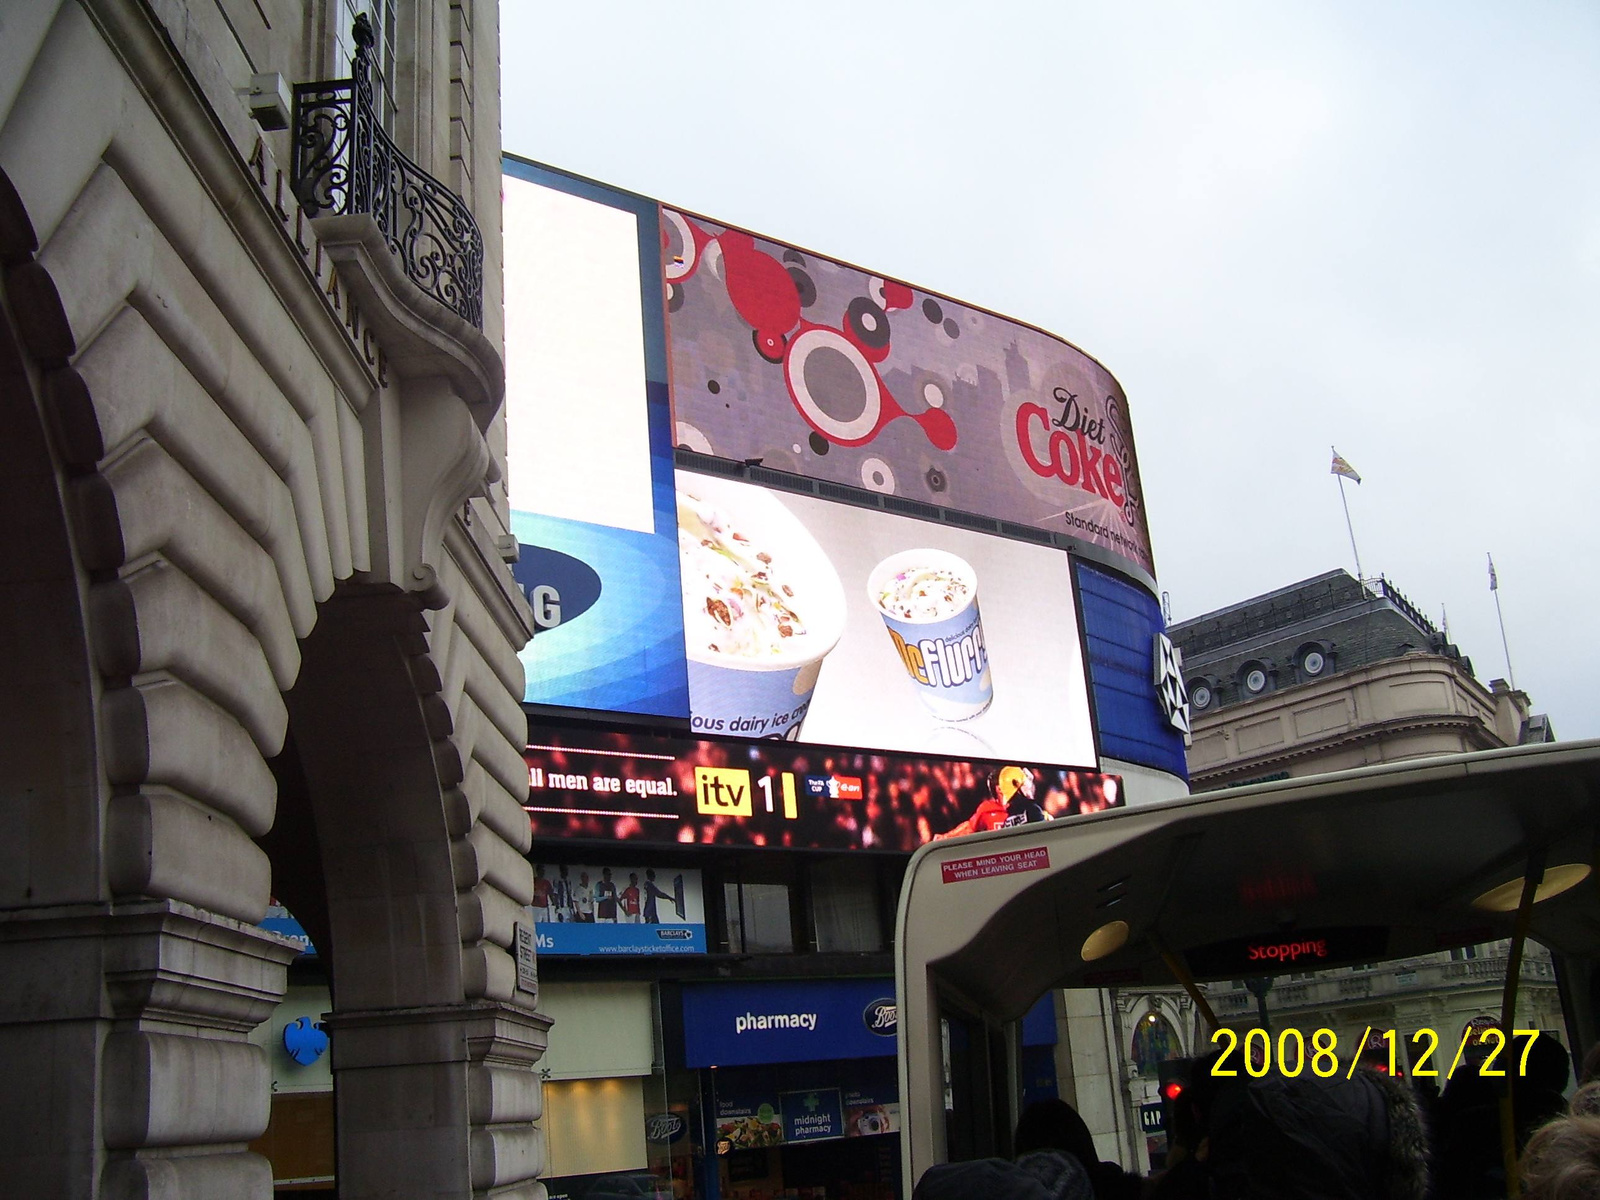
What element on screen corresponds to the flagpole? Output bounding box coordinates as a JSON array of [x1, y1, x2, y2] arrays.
[[1490, 554, 1516, 689], [1335, 466, 1363, 584]]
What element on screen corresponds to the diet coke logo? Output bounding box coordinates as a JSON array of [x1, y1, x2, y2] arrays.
[[863, 999, 898, 1037]]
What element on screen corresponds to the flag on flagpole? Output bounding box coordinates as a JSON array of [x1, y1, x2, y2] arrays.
[[1488, 553, 1498, 592], [1330, 450, 1361, 483]]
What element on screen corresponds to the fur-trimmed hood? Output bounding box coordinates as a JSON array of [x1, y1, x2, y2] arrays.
[[1203, 1067, 1430, 1200]]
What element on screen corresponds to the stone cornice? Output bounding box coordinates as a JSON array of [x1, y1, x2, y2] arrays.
[[1191, 713, 1503, 788], [0, 899, 298, 1030], [1188, 654, 1506, 786]]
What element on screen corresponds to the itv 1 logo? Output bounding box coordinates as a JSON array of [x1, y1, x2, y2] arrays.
[[694, 767, 753, 817]]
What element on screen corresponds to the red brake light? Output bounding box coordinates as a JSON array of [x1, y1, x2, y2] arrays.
[[1162, 1080, 1184, 1101]]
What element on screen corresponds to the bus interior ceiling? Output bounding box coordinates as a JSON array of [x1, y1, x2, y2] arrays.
[[896, 740, 1600, 1173]]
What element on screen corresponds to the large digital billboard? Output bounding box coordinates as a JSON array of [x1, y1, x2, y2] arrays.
[[503, 157, 1155, 767], [662, 209, 1153, 579], [523, 727, 1121, 852], [677, 471, 1095, 766], [503, 162, 688, 717]]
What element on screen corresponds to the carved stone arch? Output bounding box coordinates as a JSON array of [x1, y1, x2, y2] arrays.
[[0, 169, 103, 912], [271, 589, 467, 1009], [1130, 999, 1183, 1077], [0, 110, 544, 1194], [0, 162, 299, 1199]]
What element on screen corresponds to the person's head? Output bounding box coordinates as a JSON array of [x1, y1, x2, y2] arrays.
[[1167, 1050, 1226, 1157], [1580, 1042, 1600, 1087], [912, 1153, 1090, 1200], [559, 864, 569, 878], [994, 765, 1035, 804], [647, 868, 656, 881], [1015, 1150, 1093, 1200], [1569, 1083, 1600, 1119], [602, 867, 612, 880], [1523, 1033, 1574, 1094], [629, 873, 639, 886], [1519, 1115, 1600, 1199], [579, 871, 589, 885], [536, 864, 545, 878], [1013, 1099, 1096, 1167]]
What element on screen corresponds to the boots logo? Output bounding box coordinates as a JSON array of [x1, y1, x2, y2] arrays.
[[646, 1112, 686, 1143], [863, 999, 898, 1037]]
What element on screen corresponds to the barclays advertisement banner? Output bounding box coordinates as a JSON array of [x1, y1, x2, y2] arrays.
[[682, 979, 900, 1069], [529, 861, 706, 956]]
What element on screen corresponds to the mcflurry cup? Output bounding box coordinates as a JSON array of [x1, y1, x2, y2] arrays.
[[867, 548, 993, 722]]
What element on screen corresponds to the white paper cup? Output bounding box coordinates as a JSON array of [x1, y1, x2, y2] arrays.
[[868, 549, 993, 722], [677, 475, 846, 741]]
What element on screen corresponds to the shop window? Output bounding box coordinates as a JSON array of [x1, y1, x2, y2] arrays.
[[810, 859, 885, 953], [725, 881, 794, 954], [544, 1077, 649, 1178]]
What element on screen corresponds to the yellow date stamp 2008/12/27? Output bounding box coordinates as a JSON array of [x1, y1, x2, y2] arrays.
[[1209, 1026, 1542, 1080]]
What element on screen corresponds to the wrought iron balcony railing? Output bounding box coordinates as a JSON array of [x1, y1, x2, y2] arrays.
[[291, 15, 484, 328]]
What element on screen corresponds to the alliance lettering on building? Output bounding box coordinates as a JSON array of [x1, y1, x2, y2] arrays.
[[245, 135, 390, 387]]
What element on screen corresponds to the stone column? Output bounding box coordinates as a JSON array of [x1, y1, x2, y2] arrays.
[[0, 900, 297, 1198], [323, 1001, 551, 1200]]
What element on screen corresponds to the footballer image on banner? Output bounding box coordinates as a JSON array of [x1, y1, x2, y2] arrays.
[[529, 861, 705, 956]]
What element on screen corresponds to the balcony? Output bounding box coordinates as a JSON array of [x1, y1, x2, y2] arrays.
[[290, 15, 483, 329]]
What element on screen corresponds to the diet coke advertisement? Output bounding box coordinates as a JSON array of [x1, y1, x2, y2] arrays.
[[663, 208, 1153, 581]]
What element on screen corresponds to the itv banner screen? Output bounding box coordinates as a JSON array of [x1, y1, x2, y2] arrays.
[[524, 727, 1121, 852], [529, 861, 706, 956]]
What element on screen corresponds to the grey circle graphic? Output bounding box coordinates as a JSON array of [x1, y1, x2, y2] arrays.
[[802, 344, 872, 424]]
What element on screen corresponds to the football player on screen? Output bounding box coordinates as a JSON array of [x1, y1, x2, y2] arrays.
[[934, 766, 1048, 840]]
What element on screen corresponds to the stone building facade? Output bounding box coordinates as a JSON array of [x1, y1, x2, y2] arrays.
[[1170, 570, 1551, 790], [0, 2, 548, 1196]]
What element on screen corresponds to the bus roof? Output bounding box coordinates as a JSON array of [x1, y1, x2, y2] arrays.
[[897, 738, 1600, 1025]]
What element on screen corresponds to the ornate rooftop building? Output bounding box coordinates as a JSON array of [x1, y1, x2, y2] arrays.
[[1169, 570, 1552, 790]]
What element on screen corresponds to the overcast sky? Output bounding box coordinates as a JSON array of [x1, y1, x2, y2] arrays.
[[502, 1, 1600, 740]]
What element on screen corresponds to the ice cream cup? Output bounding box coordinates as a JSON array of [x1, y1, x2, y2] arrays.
[[676, 473, 847, 741], [867, 548, 993, 722]]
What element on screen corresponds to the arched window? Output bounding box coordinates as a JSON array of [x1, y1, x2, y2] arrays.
[[1132, 1010, 1180, 1076]]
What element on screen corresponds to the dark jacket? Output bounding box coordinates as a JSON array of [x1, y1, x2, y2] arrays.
[[912, 1151, 1094, 1200], [1197, 1069, 1429, 1200]]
